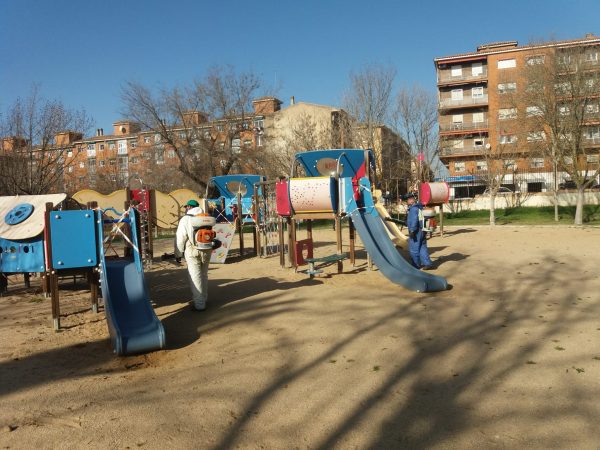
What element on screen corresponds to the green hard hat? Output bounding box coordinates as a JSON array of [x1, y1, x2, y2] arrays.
[[186, 199, 200, 207]]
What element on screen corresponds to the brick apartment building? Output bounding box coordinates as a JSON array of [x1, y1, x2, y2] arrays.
[[434, 33, 600, 198], [2, 96, 409, 196]]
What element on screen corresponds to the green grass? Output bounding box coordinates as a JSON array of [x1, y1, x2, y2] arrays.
[[442, 205, 600, 226]]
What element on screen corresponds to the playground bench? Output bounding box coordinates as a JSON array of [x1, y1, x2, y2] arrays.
[[304, 253, 348, 278]]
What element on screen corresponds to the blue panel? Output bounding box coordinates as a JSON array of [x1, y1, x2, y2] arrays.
[[0, 237, 46, 273], [295, 149, 375, 178], [49, 210, 98, 269], [209, 175, 264, 199]]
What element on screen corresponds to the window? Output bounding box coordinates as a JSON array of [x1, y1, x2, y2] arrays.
[[530, 158, 545, 168], [130, 157, 138, 164], [155, 149, 164, 163], [244, 139, 252, 147], [79, 161, 85, 168], [130, 141, 137, 149], [558, 105, 570, 116], [557, 54, 571, 65], [526, 55, 545, 65], [109, 158, 116, 166], [474, 138, 485, 148], [154, 134, 161, 143], [585, 52, 599, 62], [68, 166, 73, 173], [143, 152, 151, 160], [472, 62, 483, 76], [452, 114, 463, 124], [451, 65, 462, 77], [111, 175, 117, 182], [253, 118, 264, 129], [216, 124, 224, 132], [476, 160, 487, 170], [527, 131, 546, 141], [452, 139, 464, 149], [232, 138, 241, 153], [144, 136, 151, 144], [88, 158, 96, 168], [505, 159, 516, 169], [99, 160, 106, 167], [168, 150, 176, 158], [108, 141, 116, 150], [555, 82, 571, 93], [454, 161, 465, 172], [587, 154, 599, 163], [585, 126, 600, 139], [256, 133, 263, 147], [499, 134, 517, 144], [563, 156, 573, 165], [498, 82, 517, 94], [498, 108, 517, 120], [67, 150, 73, 157], [219, 142, 225, 149], [498, 59, 516, 69], [472, 87, 484, 98], [526, 106, 543, 117], [99, 144, 105, 150], [118, 140, 127, 154], [203, 130, 211, 139], [178, 131, 186, 139], [451, 89, 463, 100], [87, 143, 95, 151], [586, 104, 600, 114], [473, 112, 484, 123]]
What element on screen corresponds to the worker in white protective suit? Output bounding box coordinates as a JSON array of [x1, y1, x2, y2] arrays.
[[175, 201, 218, 311]]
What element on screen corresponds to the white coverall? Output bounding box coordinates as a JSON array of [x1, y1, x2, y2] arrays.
[[175, 207, 212, 310]]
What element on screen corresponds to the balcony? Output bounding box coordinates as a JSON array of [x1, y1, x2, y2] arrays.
[[439, 95, 488, 109], [437, 70, 488, 85], [584, 136, 600, 146], [439, 120, 489, 134], [439, 146, 487, 157]]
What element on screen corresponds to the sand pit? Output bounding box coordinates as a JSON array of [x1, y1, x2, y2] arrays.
[[1, 225, 600, 449]]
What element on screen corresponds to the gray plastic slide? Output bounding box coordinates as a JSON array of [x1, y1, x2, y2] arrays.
[[97, 210, 165, 355], [350, 208, 448, 293]]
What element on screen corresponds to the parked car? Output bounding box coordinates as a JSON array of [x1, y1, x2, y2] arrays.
[[558, 180, 577, 190], [482, 187, 513, 195]]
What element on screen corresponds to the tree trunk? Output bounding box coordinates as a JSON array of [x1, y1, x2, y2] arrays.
[[490, 194, 496, 226], [574, 188, 584, 225], [553, 189, 559, 222]]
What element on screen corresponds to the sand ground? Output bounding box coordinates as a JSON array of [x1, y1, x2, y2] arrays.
[[1, 225, 600, 449]]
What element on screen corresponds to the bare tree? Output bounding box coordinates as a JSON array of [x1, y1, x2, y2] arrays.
[[121, 65, 265, 191], [520, 45, 600, 224], [0, 85, 92, 195], [391, 84, 440, 185], [342, 64, 396, 177]]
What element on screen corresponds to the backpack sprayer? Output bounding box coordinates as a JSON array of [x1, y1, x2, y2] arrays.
[[189, 213, 217, 250]]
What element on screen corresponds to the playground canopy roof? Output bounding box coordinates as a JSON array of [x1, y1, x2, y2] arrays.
[[209, 175, 265, 199], [294, 149, 375, 178]]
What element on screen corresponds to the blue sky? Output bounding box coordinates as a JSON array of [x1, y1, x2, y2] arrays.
[[1, 0, 598, 133]]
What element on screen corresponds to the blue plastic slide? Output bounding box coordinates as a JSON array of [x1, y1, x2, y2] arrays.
[[97, 210, 165, 355], [345, 178, 448, 293]]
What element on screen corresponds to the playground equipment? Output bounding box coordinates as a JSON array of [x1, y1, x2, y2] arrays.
[[276, 149, 374, 274], [207, 174, 265, 263], [0, 194, 165, 355], [418, 182, 450, 236], [275, 149, 448, 292]]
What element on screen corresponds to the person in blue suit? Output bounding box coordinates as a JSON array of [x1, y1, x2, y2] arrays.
[[402, 192, 434, 270]]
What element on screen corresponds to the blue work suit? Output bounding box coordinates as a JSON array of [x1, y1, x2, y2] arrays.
[[407, 202, 433, 269]]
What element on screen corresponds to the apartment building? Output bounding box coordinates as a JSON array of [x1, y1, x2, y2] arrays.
[[1, 96, 408, 195], [434, 34, 600, 198]]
